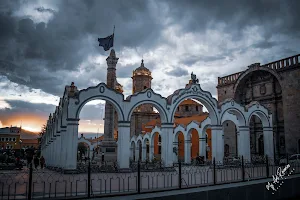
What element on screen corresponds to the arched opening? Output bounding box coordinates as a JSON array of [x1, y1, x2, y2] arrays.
[[128, 101, 166, 162], [77, 142, 90, 163], [174, 131, 185, 162], [143, 138, 150, 161], [78, 99, 119, 164], [249, 115, 264, 157], [234, 69, 284, 158], [172, 97, 212, 163], [152, 132, 161, 161], [189, 128, 200, 159], [222, 120, 238, 158]]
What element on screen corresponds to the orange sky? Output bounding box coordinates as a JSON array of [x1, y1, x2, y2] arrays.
[[0, 113, 104, 134]]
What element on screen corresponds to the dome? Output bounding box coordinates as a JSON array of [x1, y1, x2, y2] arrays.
[[132, 59, 152, 78]]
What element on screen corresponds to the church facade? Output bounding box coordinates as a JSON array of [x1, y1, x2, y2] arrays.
[[217, 54, 300, 158]]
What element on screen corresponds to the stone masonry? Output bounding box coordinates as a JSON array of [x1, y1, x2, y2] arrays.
[[217, 54, 300, 156]]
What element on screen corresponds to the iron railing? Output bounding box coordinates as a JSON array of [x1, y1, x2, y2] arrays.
[[1, 156, 300, 200]]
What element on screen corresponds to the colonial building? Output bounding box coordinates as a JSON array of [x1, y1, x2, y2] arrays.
[[0, 126, 39, 152], [217, 54, 300, 158]]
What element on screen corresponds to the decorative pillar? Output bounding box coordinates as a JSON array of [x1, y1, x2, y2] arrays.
[[149, 145, 154, 161], [142, 146, 147, 161], [60, 127, 67, 169], [65, 119, 79, 171], [161, 123, 174, 167], [130, 146, 134, 161], [211, 125, 224, 163], [237, 126, 251, 161], [199, 130, 207, 160], [173, 142, 178, 162], [117, 121, 131, 169], [184, 136, 191, 164], [135, 147, 139, 161], [263, 127, 274, 163]]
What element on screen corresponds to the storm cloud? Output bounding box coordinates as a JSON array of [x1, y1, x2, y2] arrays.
[[0, 0, 299, 130]]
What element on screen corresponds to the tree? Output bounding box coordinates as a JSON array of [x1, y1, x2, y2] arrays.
[[39, 124, 47, 137], [78, 142, 87, 160]]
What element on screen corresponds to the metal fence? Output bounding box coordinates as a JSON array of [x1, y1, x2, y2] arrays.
[[1, 156, 300, 200]]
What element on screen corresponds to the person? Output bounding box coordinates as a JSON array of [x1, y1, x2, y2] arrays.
[[40, 156, 45, 169], [33, 156, 39, 169]]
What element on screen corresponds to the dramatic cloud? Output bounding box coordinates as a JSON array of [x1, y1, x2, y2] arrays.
[[0, 0, 299, 132]]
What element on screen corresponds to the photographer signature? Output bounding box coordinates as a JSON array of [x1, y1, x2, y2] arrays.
[[266, 164, 295, 194]]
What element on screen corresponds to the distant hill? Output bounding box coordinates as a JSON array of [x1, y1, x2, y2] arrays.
[[20, 129, 39, 139]]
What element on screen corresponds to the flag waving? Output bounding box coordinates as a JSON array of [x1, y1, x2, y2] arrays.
[[98, 34, 114, 51]]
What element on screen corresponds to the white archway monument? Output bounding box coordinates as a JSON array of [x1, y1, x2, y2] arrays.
[[40, 50, 274, 171]]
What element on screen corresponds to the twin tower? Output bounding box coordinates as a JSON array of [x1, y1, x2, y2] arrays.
[[102, 49, 154, 159]]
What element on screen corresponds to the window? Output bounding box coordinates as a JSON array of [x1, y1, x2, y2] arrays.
[[158, 135, 161, 143], [144, 86, 147, 89], [6, 138, 8, 141], [13, 138, 16, 142], [177, 107, 179, 111], [225, 90, 227, 94], [196, 106, 198, 111], [9, 138, 12, 141], [185, 106, 188, 111]]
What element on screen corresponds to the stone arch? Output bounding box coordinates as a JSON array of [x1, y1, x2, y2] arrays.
[[167, 84, 219, 125], [125, 89, 169, 123], [78, 137, 94, 149], [185, 121, 200, 138], [173, 125, 186, 142], [233, 66, 283, 96], [246, 102, 272, 127], [67, 83, 125, 121], [219, 99, 247, 127]]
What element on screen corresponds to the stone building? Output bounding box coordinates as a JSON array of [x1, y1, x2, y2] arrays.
[[217, 54, 300, 158]]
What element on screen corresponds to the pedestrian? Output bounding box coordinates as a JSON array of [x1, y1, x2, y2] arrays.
[[40, 156, 45, 169], [34, 156, 39, 169]]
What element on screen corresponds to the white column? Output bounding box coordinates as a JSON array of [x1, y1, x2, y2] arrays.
[[161, 123, 174, 167], [60, 128, 67, 169], [135, 147, 139, 161], [142, 146, 147, 161], [65, 119, 79, 170], [149, 145, 154, 161], [199, 133, 206, 160], [237, 126, 251, 162], [173, 142, 178, 162], [211, 125, 224, 164], [184, 137, 191, 164], [130, 146, 134, 161], [263, 127, 274, 163], [117, 122, 131, 168]]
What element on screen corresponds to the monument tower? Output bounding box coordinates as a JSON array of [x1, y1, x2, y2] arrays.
[[102, 49, 118, 160]]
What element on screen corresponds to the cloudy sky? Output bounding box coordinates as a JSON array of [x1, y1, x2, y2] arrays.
[[0, 0, 299, 134]]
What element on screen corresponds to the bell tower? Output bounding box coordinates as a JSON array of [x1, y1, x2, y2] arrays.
[[102, 49, 118, 160], [132, 59, 153, 112]]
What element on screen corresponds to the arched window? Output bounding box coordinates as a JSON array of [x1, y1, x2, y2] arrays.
[[144, 86, 147, 89], [185, 106, 188, 111], [196, 106, 198, 111]]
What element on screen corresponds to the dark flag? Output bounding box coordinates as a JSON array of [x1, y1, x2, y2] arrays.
[[98, 34, 114, 51]]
